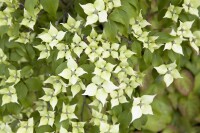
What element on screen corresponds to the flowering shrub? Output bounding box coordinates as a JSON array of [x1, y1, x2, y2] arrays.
[[0, 0, 200, 132]]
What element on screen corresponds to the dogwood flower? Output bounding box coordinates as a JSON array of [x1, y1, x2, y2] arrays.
[[182, 0, 199, 17], [81, 0, 108, 26], [71, 80, 85, 97], [15, 32, 34, 44], [119, 45, 136, 61], [20, 9, 37, 30], [60, 126, 71, 133], [56, 43, 72, 60], [39, 110, 55, 127], [110, 89, 128, 108], [60, 103, 77, 122], [101, 42, 119, 59], [131, 95, 155, 122], [0, 121, 12, 133], [70, 33, 87, 58], [90, 109, 108, 125], [40, 88, 58, 110], [114, 61, 137, 80], [0, 11, 12, 26], [120, 73, 144, 98], [89, 99, 103, 111], [164, 4, 182, 22], [44, 76, 68, 94], [83, 75, 118, 105], [6, 69, 21, 84], [0, 49, 7, 64], [100, 122, 119, 133], [87, 28, 102, 45], [0, 86, 18, 106], [16, 118, 34, 133], [104, 0, 121, 11], [38, 23, 66, 48], [35, 101, 48, 112], [62, 14, 81, 33], [176, 21, 194, 38], [164, 37, 184, 55], [71, 122, 85, 133], [130, 11, 150, 30], [142, 36, 162, 53], [34, 44, 51, 60], [59, 58, 87, 85], [93, 58, 116, 81], [3, 0, 19, 13], [154, 62, 182, 87], [189, 31, 200, 54]]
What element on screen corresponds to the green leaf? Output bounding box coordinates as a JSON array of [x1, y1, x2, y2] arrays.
[[25, 0, 38, 15], [21, 66, 34, 78], [109, 9, 129, 27], [103, 20, 117, 42], [15, 81, 28, 99], [55, 62, 68, 75], [0, 26, 9, 37], [40, 0, 59, 18], [174, 70, 194, 96], [25, 77, 43, 91], [143, 49, 153, 65], [25, 44, 36, 60], [6, 103, 21, 114]]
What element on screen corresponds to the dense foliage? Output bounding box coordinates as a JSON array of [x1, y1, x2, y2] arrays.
[[0, 0, 200, 133]]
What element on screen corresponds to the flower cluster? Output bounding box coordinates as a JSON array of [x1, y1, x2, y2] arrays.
[[0, 0, 199, 132]]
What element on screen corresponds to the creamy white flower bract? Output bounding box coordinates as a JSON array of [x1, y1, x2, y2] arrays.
[[81, 0, 108, 26], [131, 95, 155, 122], [154, 62, 182, 87]]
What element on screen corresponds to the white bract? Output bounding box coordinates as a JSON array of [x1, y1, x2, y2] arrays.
[[20, 9, 37, 30], [62, 14, 82, 33], [59, 58, 87, 85], [0, 49, 7, 64], [154, 62, 182, 87], [0, 86, 18, 106], [131, 95, 155, 122], [0, 121, 12, 133], [83, 75, 118, 105], [0, 11, 12, 26], [60, 103, 77, 122], [182, 0, 199, 17], [142, 36, 162, 53], [189, 31, 200, 54], [34, 44, 51, 60], [104, 0, 121, 11], [164, 37, 184, 55], [56, 43, 72, 60], [176, 21, 194, 38], [101, 42, 119, 59], [119, 45, 136, 61], [16, 118, 34, 133], [6, 69, 21, 84], [110, 89, 128, 108], [93, 58, 115, 81], [44, 76, 67, 94], [38, 23, 66, 48], [71, 122, 85, 133], [70, 33, 87, 58], [90, 109, 108, 125], [130, 11, 150, 31], [100, 122, 119, 133], [164, 4, 182, 22], [81, 0, 108, 26], [39, 110, 55, 127], [40, 88, 58, 110]]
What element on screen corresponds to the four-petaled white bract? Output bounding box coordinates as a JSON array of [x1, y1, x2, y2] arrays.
[[131, 95, 156, 122]]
